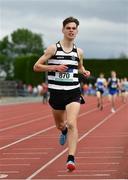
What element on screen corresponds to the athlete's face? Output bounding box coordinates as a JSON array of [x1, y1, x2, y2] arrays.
[[62, 22, 78, 40], [100, 74, 104, 78], [111, 71, 116, 78]]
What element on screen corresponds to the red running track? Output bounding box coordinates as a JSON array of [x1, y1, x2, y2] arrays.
[[0, 96, 128, 180]]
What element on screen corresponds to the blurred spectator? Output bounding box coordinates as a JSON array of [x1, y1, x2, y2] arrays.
[[82, 83, 89, 96], [42, 82, 48, 103], [33, 86, 38, 96], [95, 73, 107, 110], [37, 84, 43, 96], [27, 84, 33, 96]]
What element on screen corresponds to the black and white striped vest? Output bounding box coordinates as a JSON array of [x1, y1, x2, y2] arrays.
[[48, 41, 80, 91]]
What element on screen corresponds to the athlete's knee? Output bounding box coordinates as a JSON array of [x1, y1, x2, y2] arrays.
[[67, 121, 76, 130], [56, 122, 65, 131]]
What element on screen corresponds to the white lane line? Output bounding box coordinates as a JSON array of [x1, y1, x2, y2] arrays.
[[58, 169, 117, 172], [0, 125, 55, 150], [78, 107, 97, 117], [0, 101, 99, 131], [78, 105, 126, 143], [0, 100, 95, 122], [76, 156, 122, 159], [0, 174, 8, 179], [90, 135, 128, 138], [3, 152, 47, 155], [57, 174, 110, 177], [0, 171, 19, 173], [14, 147, 54, 150], [0, 114, 52, 132], [26, 103, 126, 180], [0, 105, 100, 150], [0, 110, 49, 122], [0, 164, 30, 166], [78, 151, 124, 153], [0, 135, 57, 139], [0, 102, 104, 133], [28, 179, 126, 180], [82, 146, 124, 149], [0, 158, 40, 160], [78, 162, 120, 165]]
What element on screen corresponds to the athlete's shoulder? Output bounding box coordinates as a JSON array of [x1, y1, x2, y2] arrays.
[[103, 78, 106, 81], [77, 48, 84, 59], [97, 77, 100, 81], [77, 48, 84, 54], [45, 44, 57, 57]]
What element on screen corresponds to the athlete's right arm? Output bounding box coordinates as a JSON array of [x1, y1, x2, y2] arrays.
[[33, 45, 68, 72]]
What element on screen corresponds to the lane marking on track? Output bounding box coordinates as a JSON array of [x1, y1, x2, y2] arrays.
[[3, 152, 47, 155], [0, 171, 19, 173], [76, 156, 122, 159], [0, 174, 8, 179], [0, 114, 52, 132], [26, 103, 126, 180], [0, 125, 55, 150], [0, 164, 30, 166], [57, 174, 110, 177], [26, 179, 127, 180], [0, 107, 97, 132], [0, 101, 97, 122], [0, 104, 103, 150], [82, 146, 124, 149], [0, 101, 104, 132], [0, 110, 50, 122], [78, 151, 124, 154], [14, 147, 54, 150], [0, 157, 40, 160], [77, 162, 120, 165], [58, 169, 117, 172], [32, 179, 127, 180]]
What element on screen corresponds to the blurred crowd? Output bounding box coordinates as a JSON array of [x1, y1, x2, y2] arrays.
[[16, 81, 49, 103], [81, 71, 128, 113], [16, 72, 128, 107]]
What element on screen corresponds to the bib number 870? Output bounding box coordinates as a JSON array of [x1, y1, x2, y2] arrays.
[[59, 72, 70, 79]]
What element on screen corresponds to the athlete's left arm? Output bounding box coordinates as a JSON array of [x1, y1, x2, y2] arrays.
[[104, 78, 108, 87], [117, 78, 121, 88], [77, 48, 90, 77]]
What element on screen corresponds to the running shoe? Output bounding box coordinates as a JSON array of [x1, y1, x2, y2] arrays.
[[97, 103, 100, 108], [66, 160, 76, 171], [59, 133, 67, 145], [111, 108, 116, 113], [100, 105, 103, 111], [80, 95, 85, 104]]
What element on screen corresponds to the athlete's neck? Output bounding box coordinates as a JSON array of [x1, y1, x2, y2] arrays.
[[60, 39, 74, 52]]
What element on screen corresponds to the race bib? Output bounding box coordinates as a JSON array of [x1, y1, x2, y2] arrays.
[[111, 82, 117, 88], [55, 69, 73, 82]]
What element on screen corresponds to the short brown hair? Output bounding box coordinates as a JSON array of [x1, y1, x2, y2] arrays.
[[63, 16, 79, 27]]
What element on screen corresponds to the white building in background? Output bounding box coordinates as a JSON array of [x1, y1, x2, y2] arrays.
[[0, 69, 7, 80]]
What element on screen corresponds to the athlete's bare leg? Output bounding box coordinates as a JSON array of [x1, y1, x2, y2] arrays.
[[66, 102, 80, 155], [96, 91, 100, 107], [52, 109, 66, 131], [109, 94, 117, 112], [96, 91, 103, 110], [100, 95, 103, 110], [112, 94, 117, 109]]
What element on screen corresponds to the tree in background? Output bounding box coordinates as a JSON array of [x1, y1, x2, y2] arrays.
[[0, 36, 13, 79], [11, 28, 44, 57], [0, 28, 128, 85], [14, 55, 45, 86], [0, 28, 45, 83]]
